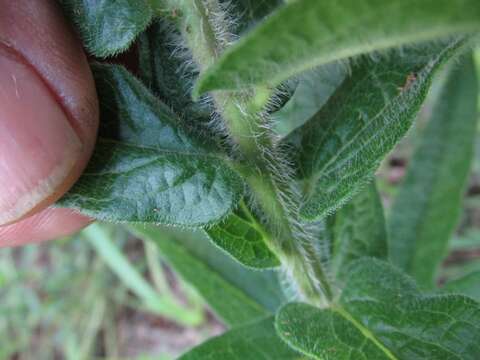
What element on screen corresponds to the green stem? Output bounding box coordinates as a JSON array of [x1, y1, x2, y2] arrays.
[[163, 0, 333, 305], [242, 166, 334, 303]]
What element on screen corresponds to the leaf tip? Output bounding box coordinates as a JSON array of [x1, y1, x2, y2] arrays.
[[193, 71, 217, 99]]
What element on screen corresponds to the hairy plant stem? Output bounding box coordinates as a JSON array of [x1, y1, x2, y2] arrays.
[[162, 0, 333, 304]]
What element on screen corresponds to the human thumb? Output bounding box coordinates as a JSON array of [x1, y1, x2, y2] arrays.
[[0, 0, 99, 227]]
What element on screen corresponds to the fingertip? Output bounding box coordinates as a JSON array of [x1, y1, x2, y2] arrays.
[[0, 208, 93, 247], [0, 0, 99, 226]]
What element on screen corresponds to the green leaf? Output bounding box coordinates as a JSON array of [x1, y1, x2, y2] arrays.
[[138, 20, 211, 119], [129, 224, 286, 326], [273, 63, 346, 137], [58, 64, 244, 227], [443, 271, 480, 301], [138, 20, 191, 103], [330, 181, 388, 280], [58, 0, 154, 57], [137, 19, 225, 152], [276, 258, 480, 360], [195, 0, 480, 94], [179, 317, 306, 360], [388, 54, 478, 288], [205, 203, 280, 269], [284, 39, 468, 220]]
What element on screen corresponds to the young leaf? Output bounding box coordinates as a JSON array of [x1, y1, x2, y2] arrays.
[[276, 258, 480, 360], [138, 20, 190, 103], [58, 0, 154, 57], [443, 271, 480, 301], [57, 64, 244, 227], [195, 0, 480, 94], [389, 54, 478, 288], [330, 181, 388, 280], [129, 224, 286, 326], [138, 20, 212, 123], [205, 204, 280, 269], [284, 39, 468, 220], [179, 317, 306, 360]]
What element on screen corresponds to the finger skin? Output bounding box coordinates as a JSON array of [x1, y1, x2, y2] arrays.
[[0, 0, 99, 244], [0, 208, 93, 247]]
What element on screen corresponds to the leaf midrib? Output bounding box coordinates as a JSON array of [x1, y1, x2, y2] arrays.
[[96, 137, 227, 158], [302, 39, 464, 210], [332, 304, 398, 360], [199, 0, 478, 92]]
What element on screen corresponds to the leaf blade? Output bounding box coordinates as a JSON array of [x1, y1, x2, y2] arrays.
[[205, 204, 280, 269], [388, 54, 479, 288], [283, 39, 468, 220], [129, 224, 286, 326], [276, 259, 480, 360], [179, 317, 305, 360], [59, 0, 153, 57], [330, 181, 388, 280], [195, 0, 480, 93], [58, 64, 244, 227]]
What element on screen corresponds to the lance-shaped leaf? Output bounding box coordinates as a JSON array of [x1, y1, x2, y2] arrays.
[[389, 54, 478, 288], [284, 39, 468, 220], [179, 317, 306, 360], [195, 0, 480, 94], [276, 258, 480, 360], [129, 224, 286, 326], [59, 0, 154, 57], [58, 64, 244, 227], [330, 181, 388, 280], [205, 204, 280, 269], [443, 271, 480, 301]]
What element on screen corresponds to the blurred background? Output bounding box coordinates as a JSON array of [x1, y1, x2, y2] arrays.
[[2, 52, 480, 360], [0, 224, 224, 359]]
